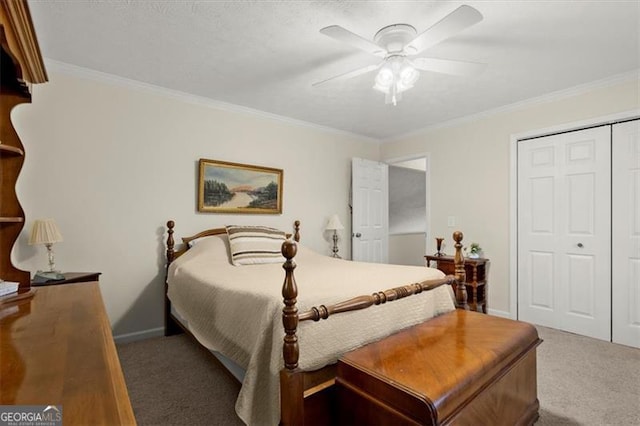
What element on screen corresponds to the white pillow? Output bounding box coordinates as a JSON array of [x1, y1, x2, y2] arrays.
[[184, 233, 232, 265], [187, 236, 211, 248], [225, 225, 286, 266]]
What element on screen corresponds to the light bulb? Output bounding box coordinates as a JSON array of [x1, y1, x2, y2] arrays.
[[375, 67, 394, 88], [400, 65, 418, 85]]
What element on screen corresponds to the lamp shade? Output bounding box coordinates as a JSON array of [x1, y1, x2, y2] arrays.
[[325, 214, 344, 231], [29, 219, 63, 245]]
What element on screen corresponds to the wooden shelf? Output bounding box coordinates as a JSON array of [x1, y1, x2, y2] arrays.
[[0, 145, 24, 156], [0, 217, 25, 223], [1, 0, 46, 289]]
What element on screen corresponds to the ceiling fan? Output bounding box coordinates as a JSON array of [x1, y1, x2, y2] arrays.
[[314, 5, 486, 105]]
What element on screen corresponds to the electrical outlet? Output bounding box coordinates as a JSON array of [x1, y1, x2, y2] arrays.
[[447, 216, 456, 227]]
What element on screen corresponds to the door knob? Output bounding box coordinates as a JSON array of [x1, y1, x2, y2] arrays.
[[353, 232, 362, 238], [577, 243, 584, 248]]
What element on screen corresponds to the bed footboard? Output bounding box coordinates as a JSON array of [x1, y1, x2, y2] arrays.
[[280, 231, 468, 426]]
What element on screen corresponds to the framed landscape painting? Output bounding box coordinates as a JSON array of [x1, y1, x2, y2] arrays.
[[198, 159, 283, 214]]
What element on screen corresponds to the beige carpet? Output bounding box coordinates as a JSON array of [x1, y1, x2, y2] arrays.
[[117, 333, 243, 425], [117, 325, 640, 425], [534, 326, 640, 425]]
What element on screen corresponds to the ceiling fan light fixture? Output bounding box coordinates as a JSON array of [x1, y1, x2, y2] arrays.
[[373, 58, 419, 104], [316, 5, 484, 106]]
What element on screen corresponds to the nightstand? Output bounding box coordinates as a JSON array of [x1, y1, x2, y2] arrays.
[[31, 272, 101, 286], [425, 255, 488, 313]]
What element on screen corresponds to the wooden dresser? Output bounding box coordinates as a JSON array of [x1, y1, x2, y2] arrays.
[[0, 282, 136, 425]]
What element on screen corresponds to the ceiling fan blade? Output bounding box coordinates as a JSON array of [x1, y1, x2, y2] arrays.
[[411, 57, 486, 76], [405, 5, 483, 56], [320, 25, 387, 58], [312, 63, 382, 87]]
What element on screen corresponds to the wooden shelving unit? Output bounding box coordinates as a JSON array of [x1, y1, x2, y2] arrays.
[[0, 217, 25, 223], [0, 144, 25, 156], [0, 0, 48, 290]]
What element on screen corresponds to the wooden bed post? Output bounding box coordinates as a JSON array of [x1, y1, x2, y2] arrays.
[[165, 220, 182, 336], [293, 220, 301, 243], [281, 240, 299, 369], [453, 231, 469, 310], [166, 220, 175, 264], [280, 239, 304, 425]]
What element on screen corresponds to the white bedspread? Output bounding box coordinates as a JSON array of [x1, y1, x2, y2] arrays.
[[167, 234, 455, 425]]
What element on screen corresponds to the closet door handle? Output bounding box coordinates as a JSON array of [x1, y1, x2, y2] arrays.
[[577, 243, 584, 248]]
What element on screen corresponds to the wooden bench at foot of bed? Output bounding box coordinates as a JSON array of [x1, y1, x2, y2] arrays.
[[336, 310, 542, 425]]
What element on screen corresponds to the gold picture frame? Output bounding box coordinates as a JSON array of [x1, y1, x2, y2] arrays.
[[198, 159, 283, 214]]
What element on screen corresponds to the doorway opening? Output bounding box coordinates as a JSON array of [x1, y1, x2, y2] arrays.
[[387, 155, 429, 266]]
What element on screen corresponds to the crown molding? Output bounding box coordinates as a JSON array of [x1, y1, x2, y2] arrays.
[[43, 59, 380, 145], [384, 69, 640, 144], [41, 59, 639, 146]]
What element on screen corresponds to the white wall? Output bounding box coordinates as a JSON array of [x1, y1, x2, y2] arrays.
[[11, 67, 378, 337], [11, 65, 638, 334], [389, 234, 426, 266], [381, 76, 640, 316]]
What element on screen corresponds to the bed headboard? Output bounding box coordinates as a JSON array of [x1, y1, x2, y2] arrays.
[[165, 220, 301, 265], [164, 219, 301, 335]]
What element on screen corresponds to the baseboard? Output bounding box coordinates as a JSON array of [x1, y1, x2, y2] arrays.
[[114, 327, 164, 344], [487, 308, 514, 319]]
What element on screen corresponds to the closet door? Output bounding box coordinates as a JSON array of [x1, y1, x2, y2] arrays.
[[518, 126, 611, 341], [612, 120, 640, 348]]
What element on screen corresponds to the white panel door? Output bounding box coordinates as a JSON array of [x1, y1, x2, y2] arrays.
[[351, 158, 388, 263], [518, 126, 611, 340], [612, 120, 640, 348]]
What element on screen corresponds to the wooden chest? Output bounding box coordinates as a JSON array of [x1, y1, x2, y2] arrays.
[[335, 310, 541, 425]]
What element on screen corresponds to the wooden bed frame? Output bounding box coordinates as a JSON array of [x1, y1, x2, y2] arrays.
[[164, 220, 493, 425], [165, 220, 469, 331]]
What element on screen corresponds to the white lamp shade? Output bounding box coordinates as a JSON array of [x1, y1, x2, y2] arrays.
[[325, 214, 344, 231], [29, 219, 63, 245]]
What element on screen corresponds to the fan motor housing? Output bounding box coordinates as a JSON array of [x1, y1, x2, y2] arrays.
[[373, 24, 417, 54]]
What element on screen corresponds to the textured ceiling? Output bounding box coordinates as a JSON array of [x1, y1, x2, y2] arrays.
[[29, 1, 640, 140]]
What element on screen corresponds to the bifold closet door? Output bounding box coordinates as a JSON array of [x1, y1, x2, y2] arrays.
[[612, 120, 640, 348], [518, 126, 611, 341]]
